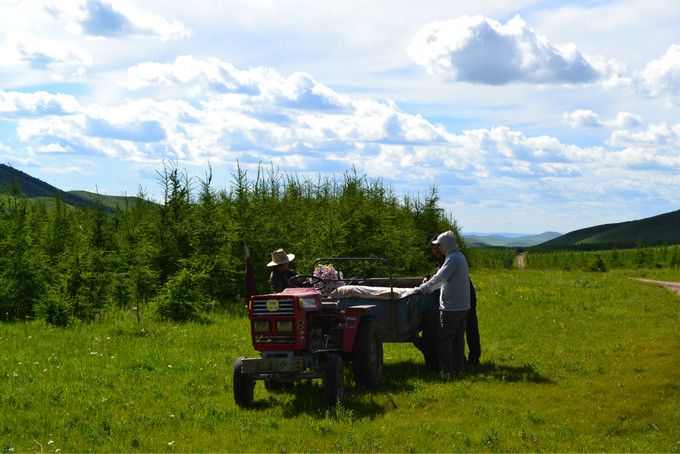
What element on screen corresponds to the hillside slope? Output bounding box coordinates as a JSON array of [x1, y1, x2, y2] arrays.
[[537, 209, 680, 248], [0, 163, 94, 208]]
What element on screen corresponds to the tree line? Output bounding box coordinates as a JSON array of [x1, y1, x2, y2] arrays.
[[468, 245, 680, 271], [0, 164, 458, 325]]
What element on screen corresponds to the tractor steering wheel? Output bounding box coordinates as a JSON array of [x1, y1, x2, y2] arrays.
[[289, 274, 327, 290]]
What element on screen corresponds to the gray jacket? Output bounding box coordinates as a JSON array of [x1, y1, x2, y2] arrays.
[[419, 230, 470, 312]]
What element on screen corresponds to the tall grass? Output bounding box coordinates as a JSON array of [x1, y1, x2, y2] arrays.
[[2, 269, 679, 452]]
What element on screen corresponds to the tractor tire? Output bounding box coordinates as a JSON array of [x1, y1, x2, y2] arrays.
[[233, 357, 255, 407], [352, 316, 383, 388], [420, 307, 439, 371], [323, 354, 344, 407]]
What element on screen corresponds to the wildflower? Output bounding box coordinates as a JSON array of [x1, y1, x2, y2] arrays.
[[168, 441, 175, 447]]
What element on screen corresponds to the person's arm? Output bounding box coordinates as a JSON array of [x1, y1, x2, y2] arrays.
[[419, 256, 458, 294]]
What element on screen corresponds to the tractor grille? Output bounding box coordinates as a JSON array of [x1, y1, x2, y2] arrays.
[[252, 299, 295, 316]]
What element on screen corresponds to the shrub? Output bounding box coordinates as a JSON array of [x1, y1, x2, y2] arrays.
[[587, 255, 608, 272], [153, 268, 215, 322], [36, 290, 71, 327]]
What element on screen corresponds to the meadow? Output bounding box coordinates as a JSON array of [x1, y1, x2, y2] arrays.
[[2, 268, 679, 452]]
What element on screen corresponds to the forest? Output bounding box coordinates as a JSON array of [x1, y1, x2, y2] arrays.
[[0, 164, 457, 325]]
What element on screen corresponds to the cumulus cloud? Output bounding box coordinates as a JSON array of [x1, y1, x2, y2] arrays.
[[563, 109, 643, 129], [0, 32, 92, 76], [408, 15, 610, 85], [47, 0, 191, 40], [635, 44, 680, 102], [608, 112, 642, 129], [608, 122, 680, 147], [124, 55, 354, 112], [0, 90, 80, 118], [563, 109, 602, 128], [606, 122, 680, 173]]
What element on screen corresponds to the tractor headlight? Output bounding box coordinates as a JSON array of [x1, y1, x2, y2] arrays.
[[276, 320, 294, 332], [253, 320, 270, 333], [298, 297, 317, 309]]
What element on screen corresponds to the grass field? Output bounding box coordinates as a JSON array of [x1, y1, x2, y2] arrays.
[[2, 269, 679, 452]]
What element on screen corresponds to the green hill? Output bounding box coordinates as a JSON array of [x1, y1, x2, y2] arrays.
[[537, 209, 680, 249], [68, 191, 149, 210], [0, 163, 95, 208], [0, 164, 147, 210]]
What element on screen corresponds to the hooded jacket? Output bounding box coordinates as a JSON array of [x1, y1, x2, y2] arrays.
[[418, 230, 470, 312]]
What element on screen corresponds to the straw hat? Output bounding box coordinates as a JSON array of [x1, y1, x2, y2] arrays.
[[267, 248, 295, 267]]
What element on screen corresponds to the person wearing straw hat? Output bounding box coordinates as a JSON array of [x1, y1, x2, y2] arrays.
[[268, 248, 299, 293]]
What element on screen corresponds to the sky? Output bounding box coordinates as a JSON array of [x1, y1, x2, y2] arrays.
[[1, 0, 679, 234]]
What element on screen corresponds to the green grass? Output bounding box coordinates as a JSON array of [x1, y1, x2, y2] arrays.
[[2, 270, 679, 452]]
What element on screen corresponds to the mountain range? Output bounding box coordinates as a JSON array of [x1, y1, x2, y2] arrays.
[[463, 232, 562, 248]]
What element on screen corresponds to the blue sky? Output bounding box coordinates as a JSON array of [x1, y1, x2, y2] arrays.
[[1, 0, 679, 234]]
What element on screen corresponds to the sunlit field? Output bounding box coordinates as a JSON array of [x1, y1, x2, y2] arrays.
[[2, 269, 679, 452]]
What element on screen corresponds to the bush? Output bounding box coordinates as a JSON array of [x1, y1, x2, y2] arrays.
[[36, 291, 71, 327], [153, 268, 215, 322], [587, 255, 608, 272]]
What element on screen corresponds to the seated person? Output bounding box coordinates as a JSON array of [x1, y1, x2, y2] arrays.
[[268, 248, 299, 293]]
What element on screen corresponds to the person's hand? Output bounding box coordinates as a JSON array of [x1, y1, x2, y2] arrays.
[[413, 287, 421, 293], [421, 277, 428, 284]]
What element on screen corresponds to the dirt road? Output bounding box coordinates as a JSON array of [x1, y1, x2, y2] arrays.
[[634, 278, 680, 296]]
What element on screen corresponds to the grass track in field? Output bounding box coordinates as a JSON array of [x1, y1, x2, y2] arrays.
[[1, 270, 679, 452]]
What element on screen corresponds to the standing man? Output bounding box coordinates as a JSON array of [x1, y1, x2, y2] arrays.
[[427, 238, 481, 367], [416, 231, 470, 375], [268, 248, 298, 293]]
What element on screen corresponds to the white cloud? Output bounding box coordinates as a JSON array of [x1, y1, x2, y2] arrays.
[[605, 122, 680, 173], [563, 109, 643, 129], [0, 90, 80, 118], [0, 32, 92, 76], [12, 56, 630, 185], [635, 44, 680, 102], [607, 111, 642, 129], [608, 122, 680, 147], [563, 109, 602, 128], [46, 0, 191, 41], [408, 15, 611, 85]]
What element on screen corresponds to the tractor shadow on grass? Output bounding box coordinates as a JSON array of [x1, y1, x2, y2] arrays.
[[276, 380, 389, 419], [264, 360, 553, 418]]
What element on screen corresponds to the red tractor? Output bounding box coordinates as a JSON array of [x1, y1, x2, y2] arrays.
[[233, 254, 437, 407]]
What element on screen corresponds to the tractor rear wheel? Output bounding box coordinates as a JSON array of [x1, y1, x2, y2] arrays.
[[352, 316, 383, 388], [323, 354, 344, 407], [233, 357, 255, 407]]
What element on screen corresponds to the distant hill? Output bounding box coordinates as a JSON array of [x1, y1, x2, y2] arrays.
[[0, 163, 97, 208], [464, 231, 562, 248], [0, 164, 146, 211], [537, 209, 680, 249], [68, 191, 148, 210]]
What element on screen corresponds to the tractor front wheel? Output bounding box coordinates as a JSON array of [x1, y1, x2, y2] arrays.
[[352, 316, 383, 388], [324, 354, 344, 407], [233, 357, 255, 407]]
